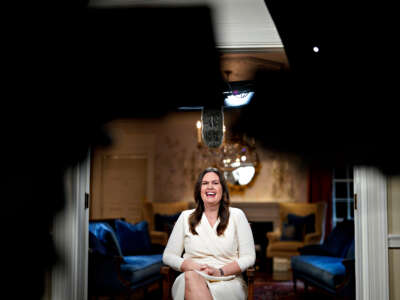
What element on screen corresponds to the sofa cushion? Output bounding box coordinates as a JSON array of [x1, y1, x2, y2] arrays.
[[89, 222, 123, 256], [115, 220, 152, 256], [120, 254, 163, 284], [325, 220, 354, 257], [154, 212, 181, 235], [345, 240, 355, 259], [291, 255, 345, 288], [281, 222, 304, 241], [288, 213, 315, 234]]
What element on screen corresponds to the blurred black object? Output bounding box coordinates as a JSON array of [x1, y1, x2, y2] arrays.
[[1, 4, 223, 299], [1, 1, 399, 299], [230, 1, 400, 175]]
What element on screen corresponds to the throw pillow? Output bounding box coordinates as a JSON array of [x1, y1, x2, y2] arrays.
[[154, 212, 181, 235], [89, 222, 123, 256], [281, 222, 305, 241], [115, 219, 152, 256], [287, 213, 316, 234]]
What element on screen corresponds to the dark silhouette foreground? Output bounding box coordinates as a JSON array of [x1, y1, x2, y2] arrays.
[[2, 2, 398, 299]]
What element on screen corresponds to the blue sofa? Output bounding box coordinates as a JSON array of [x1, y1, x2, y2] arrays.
[[88, 218, 164, 299], [291, 220, 355, 299]]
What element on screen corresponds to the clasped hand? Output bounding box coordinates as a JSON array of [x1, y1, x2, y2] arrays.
[[181, 259, 222, 276], [199, 264, 222, 276]]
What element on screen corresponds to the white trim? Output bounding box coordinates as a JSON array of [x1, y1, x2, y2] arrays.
[[216, 42, 283, 49], [354, 167, 389, 300], [388, 234, 400, 248], [51, 152, 90, 300]]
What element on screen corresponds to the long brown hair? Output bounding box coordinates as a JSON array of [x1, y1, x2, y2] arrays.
[[189, 167, 230, 236]]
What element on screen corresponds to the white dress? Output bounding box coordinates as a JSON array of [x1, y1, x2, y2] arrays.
[[162, 207, 256, 300]]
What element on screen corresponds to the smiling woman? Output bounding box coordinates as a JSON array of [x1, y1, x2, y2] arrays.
[[201, 172, 223, 209], [162, 167, 256, 300]]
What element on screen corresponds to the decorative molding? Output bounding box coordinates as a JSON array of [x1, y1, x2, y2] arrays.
[[230, 202, 280, 229], [218, 47, 285, 53], [216, 41, 283, 49], [354, 167, 389, 300], [388, 234, 400, 248]]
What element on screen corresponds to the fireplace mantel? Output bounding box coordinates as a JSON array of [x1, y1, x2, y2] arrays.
[[230, 202, 280, 230]]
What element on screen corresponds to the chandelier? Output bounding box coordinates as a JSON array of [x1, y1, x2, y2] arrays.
[[195, 120, 260, 190]]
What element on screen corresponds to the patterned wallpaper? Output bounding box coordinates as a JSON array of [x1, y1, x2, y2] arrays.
[[153, 112, 308, 204]]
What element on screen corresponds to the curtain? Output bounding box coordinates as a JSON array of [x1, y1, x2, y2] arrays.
[[308, 164, 333, 241]]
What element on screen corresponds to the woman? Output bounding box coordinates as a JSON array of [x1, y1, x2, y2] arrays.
[[163, 167, 256, 300]]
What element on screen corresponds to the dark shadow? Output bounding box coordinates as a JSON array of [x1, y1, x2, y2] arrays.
[[2, 1, 398, 299], [2, 4, 223, 299], [231, 1, 400, 175]]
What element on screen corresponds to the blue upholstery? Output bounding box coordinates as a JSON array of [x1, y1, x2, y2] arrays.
[[323, 221, 354, 257], [89, 222, 123, 256], [292, 220, 355, 296], [345, 240, 355, 259], [115, 220, 152, 255], [121, 254, 163, 284], [299, 220, 354, 257], [89, 219, 163, 297], [288, 213, 315, 234], [281, 213, 315, 241], [89, 251, 127, 294], [292, 255, 345, 288]]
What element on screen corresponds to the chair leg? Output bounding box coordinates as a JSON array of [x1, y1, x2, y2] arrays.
[[161, 266, 174, 300], [246, 268, 255, 300], [143, 286, 148, 299], [293, 276, 297, 293]]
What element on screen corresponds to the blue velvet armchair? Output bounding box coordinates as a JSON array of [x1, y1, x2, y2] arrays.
[[291, 220, 355, 299], [88, 219, 164, 299]]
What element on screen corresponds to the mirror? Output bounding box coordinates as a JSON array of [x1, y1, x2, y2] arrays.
[[195, 131, 260, 191], [219, 136, 260, 191]]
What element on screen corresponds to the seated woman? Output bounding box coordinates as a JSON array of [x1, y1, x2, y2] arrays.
[[162, 167, 256, 300]]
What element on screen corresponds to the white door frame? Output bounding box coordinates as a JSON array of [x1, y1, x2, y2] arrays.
[[354, 167, 389, 300], [50, 151, 90, 300]]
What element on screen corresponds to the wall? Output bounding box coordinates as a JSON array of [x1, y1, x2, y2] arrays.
[[100, 111, 308, 204], [388, 176, 400, 300]]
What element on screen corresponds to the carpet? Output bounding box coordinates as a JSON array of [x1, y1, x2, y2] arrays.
[[254, 279, 340, 300], [254, 280, 302, 300]]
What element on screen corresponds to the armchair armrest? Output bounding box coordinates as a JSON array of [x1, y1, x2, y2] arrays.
[[336, 259, 355, 293], [267, 231, 281, 243], [89, 250, 132, 291], [304, 232, 322, 244], [150, 230, 169, 246], [112, 256, 135, 289]]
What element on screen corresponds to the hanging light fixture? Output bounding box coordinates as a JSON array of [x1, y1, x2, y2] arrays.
[[194, 119, 260, 190]]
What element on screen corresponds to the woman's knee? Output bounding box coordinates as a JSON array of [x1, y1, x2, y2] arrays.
[[184, 270, 200, 282], [184, 270, 207, 287]]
